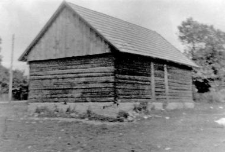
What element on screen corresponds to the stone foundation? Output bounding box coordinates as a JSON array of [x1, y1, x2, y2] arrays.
[[28, 101, 195, 118], [28, 102, 135, 118], [151, 102, 195, 110]]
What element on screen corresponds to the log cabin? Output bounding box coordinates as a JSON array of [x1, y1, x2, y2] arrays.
[[19, 1, 198, 107]]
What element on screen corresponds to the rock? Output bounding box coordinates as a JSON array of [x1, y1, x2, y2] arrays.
[[152, 102, 164, 110], [128, 111, 137, 118], [215, 118, 225, 127], [153, 115, 162, 118], [127, 116, 134, 122], [165, 147, 171, 150], [27, 146, 32, 149], [143, 116, 148, 119], [34, 113, 38, 117], [70, 113, 77, 118], [184, 102, 195, 109]]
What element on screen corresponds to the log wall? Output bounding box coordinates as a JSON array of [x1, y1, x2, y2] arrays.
[[154, 62, 167, 101], [28, 52, 193, 103], [115, 53, 152, 102], [29, 54, 115, 102], [114, 53, 193, 103], [167, 65, 192, 102]]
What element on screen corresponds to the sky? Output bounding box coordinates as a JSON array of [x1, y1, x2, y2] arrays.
[[1, 0, 225, 75]]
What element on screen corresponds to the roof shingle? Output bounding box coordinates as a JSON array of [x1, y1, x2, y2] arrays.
[[67, 2, 197, 67], [19, 1, 197, 67]]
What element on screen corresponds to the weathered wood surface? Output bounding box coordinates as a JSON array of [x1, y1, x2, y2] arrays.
[[30, 67, 114, 76], [113, 53, 193, 103], [30, 97, 114, 103], [29, 54, 115, 102], [164, 65, 169, 102], [154, 63, 166, 101], [167, 65, 192, 101], [151, 62, 155, 100], [29, 51, 193, 103], [115, 53, 152, 101], [28, 7, 110, 61]]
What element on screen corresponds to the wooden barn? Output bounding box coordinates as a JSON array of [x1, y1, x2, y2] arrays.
[[19, 2, 197, 107]]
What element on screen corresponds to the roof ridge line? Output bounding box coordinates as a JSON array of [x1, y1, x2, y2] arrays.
[[66, 1, 157, 34], [153, 31, 197, 65]]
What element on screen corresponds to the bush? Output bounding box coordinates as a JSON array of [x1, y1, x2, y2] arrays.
[[194, 90, 225, 103], [133, 101, 149, 113], [34, 106, 56, 117], [65, 106, 77, 113], [78, 108, 120, 122], [33, 105, 130, 122], [117, 110, 129, 119], [35, 106, 49, 114]]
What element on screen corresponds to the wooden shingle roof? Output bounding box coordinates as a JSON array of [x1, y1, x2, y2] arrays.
[[19, 1, 197, 67], [66, 2, 197, 67]]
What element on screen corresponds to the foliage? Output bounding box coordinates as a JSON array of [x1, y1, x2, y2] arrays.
[[133, 101, 149, 113], [0, 65, 28, 100], [178, 17, 225, 92], [0, 37, 2, 64], [12, 69, 28, 100], [117, 110, 129, 118], [34, 105, 121, 122], [65, 106, 76, 113], [0, 38, 27, 100], [0, 65, 9, 94], [193, 90, 225, 103]]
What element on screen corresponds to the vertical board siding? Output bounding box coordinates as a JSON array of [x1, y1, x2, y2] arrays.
[[29, 54, 115, 102], [151, 62, 155, 100], [164, 64, 169, 102], [28, 7, 110, 61]]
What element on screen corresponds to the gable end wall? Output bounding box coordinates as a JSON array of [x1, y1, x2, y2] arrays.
[[28, 6, 110, 61]]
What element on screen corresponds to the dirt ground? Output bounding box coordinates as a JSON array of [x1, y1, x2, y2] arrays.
[[1, 101, 225, 152]]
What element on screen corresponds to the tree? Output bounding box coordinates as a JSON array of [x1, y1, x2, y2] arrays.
[[0, 67, 28, 100], [0, 65, 9, 94], [178, 18, 225, 92], [0, 38, 28, 100], [12, 69, 28, 100], [0, 37, 2, 64]]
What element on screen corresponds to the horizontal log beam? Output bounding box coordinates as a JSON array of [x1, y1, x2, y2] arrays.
[[30, 67, 114, 76], [30, 73, 114, 80]]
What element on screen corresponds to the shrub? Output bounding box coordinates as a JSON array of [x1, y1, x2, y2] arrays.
[[117, 110, 129, 119], [35, 106, 49, 114], [65, 106, 77, 113], [194, 90, 225, 103], [34, 105, 129, 122], [133, 101, 149, 113], [34, 106, 56, 117], [78, 108, 120, 122]]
